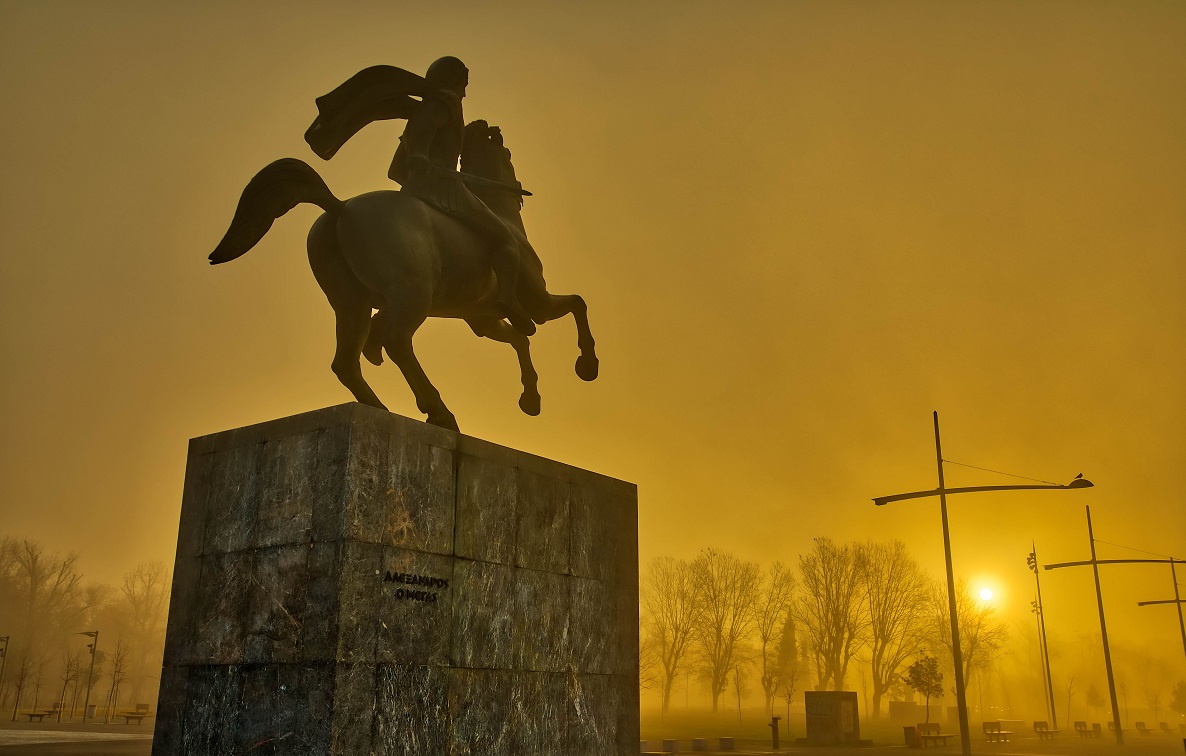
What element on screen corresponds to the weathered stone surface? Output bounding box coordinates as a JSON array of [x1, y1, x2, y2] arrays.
[[301, 542, 341, 662], [512, 568, 570, 672], [151, 665, 188, 754], [180, 665, 242, 755], [451, 559, 515, 669], [374, 665, 448, 756], [156, 405, 639, 756], [454, 455, 516, 564], [570, 576, 615, 674], [244, 544, 308, 664], [310, 425, 350, 543], [516, 470, 569, 573], [344, 425, 454, 553], [448, 668, 514, 756], [336, 542, 381, 663], [193, 552, 252, 665], [162, 556, 202, 666], [569, 674, 617, 756], [511, 672, 568, 755], [329, 663, 376, 755], [255, 431, 319, 548], [276, 664, 333, 754], [176, 440, 212, 559], [204, 442, 261, 554]]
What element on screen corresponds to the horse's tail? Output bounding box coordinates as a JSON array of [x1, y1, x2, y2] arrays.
[[209, 158, 344, 265]]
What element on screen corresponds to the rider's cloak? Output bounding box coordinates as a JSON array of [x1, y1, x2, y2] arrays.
[[304, 65, 433, 160]]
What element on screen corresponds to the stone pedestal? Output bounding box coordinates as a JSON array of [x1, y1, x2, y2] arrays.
[[153, 404, 639, 755]]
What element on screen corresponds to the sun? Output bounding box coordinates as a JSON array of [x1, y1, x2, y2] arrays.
[[979, 587, 993, 601]]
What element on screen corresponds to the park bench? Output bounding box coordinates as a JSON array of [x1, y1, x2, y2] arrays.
[[1073, 721, 1090, 737], [983, 721, 1013, 743], [116, 703, 151, 725], [917, 722, 952, 747], [21, 711, 50, 722], [1135, 721, 1152, 735], [1033, 721, 1059, 740], [1159, 722, 1172, 733]]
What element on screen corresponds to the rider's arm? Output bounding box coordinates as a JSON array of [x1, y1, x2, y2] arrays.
[[389, 97, 449, 182]]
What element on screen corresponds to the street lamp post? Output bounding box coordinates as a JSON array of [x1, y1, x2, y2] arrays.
[[1027, 545, 1057, 729], [1044, 527, 1185, 744], [1028, 600, 1051, 723], [79, 631, 98, 722], [873, 411, 1093, 756], [1135, 559, 1186, 661], [0, 636, 9, 709]]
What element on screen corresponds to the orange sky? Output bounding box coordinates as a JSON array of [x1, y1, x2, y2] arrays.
[[1, 0, 1183, 699]]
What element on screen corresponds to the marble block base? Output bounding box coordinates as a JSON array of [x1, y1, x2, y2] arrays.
[[152, 404, 639, 755]]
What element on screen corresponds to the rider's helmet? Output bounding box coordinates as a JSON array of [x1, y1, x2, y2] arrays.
[[425, 56, 469, 93]]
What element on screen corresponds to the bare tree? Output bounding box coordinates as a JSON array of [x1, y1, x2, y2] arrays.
[[689, 549, 761, 712], [796, 538, 868, 691], [120, 561, 170, 704], [931, 580, 1008, 693], [859, 540, 933, 718], [9, 653, 32, 721], [102, 640, 130, 723], [1064, 675, 1077, 723], [641, 557, 700, 714], [754, 562, 795, 714], [7, 540, 86, 640], [732, 662, 750, 725], [53, 649, 80, 721]]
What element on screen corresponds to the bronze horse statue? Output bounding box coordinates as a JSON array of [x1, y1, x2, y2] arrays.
[[209, 121, 597, 431]]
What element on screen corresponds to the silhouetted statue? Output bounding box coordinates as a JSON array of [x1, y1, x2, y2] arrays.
[[209, 59, 598, 432]]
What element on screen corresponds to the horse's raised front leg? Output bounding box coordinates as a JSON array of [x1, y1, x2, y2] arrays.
[[466, 317, 541, 416], [379, 294, 459, 432], [532, 293, 598, 381]]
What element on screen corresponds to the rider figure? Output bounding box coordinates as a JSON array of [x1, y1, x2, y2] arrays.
[[389, 56, 535, 336]]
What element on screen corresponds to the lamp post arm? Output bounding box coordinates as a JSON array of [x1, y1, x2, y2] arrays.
[[1045, 557, 1178, 571], [873, 479, 1092, 506]]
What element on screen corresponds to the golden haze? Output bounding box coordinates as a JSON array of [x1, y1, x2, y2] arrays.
[[0, 0, 1183, 711]]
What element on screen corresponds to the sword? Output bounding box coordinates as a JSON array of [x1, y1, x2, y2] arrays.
[[427, 165, 533, 197]]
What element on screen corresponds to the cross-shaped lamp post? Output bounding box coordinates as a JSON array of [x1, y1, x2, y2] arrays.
[[873, 411, 1093, 756]]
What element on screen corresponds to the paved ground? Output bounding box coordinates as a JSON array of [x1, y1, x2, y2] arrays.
[[0, 723, 152, 756], [0, 726, 1181, 755], [642, 735, 1186, 755]]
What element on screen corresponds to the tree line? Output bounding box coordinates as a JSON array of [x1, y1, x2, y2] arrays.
[[640, 538, 1009, 719], [0, 537, 169, 720]]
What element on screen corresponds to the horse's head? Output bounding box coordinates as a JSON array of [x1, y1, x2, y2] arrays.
[[461, 120, 525, 219]]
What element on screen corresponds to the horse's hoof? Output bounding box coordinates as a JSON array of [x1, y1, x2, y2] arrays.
[[519, 392, 541, 416], [575, 354, 599, 381], [427, 412, 459, 433]]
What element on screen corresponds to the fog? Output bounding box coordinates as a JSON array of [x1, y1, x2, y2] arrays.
[[1, 0, 1183, 729]]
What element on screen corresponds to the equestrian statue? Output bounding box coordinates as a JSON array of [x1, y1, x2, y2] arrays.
[[208, 57, 598, 431]]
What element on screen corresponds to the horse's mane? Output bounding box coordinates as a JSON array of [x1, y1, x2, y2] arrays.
[[461, 120, 525, 215]]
